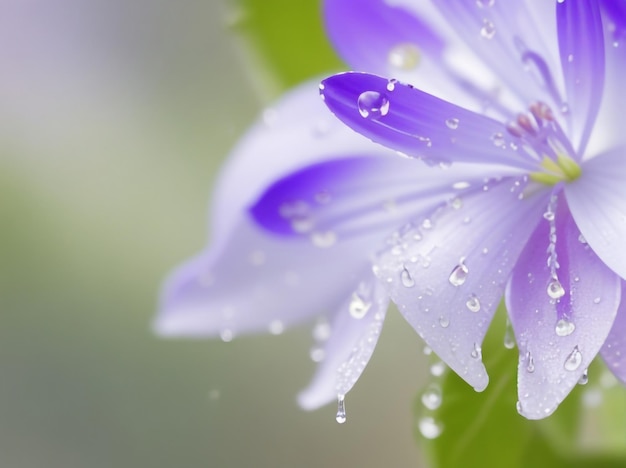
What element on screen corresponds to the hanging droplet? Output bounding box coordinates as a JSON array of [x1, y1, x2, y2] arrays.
[[388, 43, 421, 70], [547, 279, 565, 299], [357, 91, 390, 119], [430, 361, 446, 377], [336, 394, 347, 424], [445, 118, 459, 129], [504, 318, 516, 349], [555, 318, 575, 337], [421, 384, 442, 411], [471, 343, 482, 360], [310, 231, 337, 248], [418, 416, 443, 439], [448, 260, 469, 286], [349, 292, 372, 319], [400, 267, 415, 288], [465, 294, 481, 313], [480, 19, 496, 39], [525, 351, 535, 373], [564, 346, 583, 371], [578, 368, 589, 385]]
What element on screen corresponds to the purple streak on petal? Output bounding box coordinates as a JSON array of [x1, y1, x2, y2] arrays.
[[321, 72, 536, 171], [324, 0, 444, 74], [155, 215, 376, 338], [250, 154, 520, 240], [298, 276, 388, 410], [507, 203, 621, 419], [433, 0, 562, 110], [566, 149, 626, 280], [375, 177, 549, 392], [601, 281, 626, 383], [557, 0, 605, 155]]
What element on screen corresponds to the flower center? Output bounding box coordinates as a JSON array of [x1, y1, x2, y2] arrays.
[[507, 102, 582, 186]]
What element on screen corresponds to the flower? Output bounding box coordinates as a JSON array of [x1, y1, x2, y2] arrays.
[[156, 0, 626, 420]]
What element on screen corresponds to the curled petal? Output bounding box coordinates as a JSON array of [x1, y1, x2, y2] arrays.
[[557, 0, 605, 154], [507, 204, 621, 419], [374, 177, 549, 392], [566, 148, 626, 280], [601, 281, 626, 384], [298, 276, 388, 410], [321, 72, 535, 171]]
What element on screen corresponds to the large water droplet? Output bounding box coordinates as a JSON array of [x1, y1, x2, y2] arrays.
[[504, 318, 516, 349], [547, 279, 565, 299], [564, 346, 583, 371], [401, 267, 415, 288], [388, 43, 421, 70], [349, 293, 372, 319], [481, 19, 496, 39], [448, 261, 469, 286], [555, 318, 575, 337], [336, 394, 347, 424], [357, 91, 390, 119], [465, 294, 481, 313], [418, 417, 443, 439], [421, 384, 442, 410]]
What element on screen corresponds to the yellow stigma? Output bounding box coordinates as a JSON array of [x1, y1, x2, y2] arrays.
[[529, 154, 582, 186]]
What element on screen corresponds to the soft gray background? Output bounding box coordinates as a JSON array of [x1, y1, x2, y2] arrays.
[[0, 1, 429, 466]]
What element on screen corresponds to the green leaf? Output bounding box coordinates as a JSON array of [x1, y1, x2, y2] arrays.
[[414, 303, 610, 468], [231, 0, 343, 96]]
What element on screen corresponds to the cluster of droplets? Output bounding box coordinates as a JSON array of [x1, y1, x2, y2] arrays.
[[417, 346, 447, 439]]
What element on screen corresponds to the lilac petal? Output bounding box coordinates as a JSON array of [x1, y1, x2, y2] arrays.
[[324, 0, 444, 75], [298, 277, 388, 410], [321, 72, 535, 171], [374, 177, 549, 392], [156, 215, 376, 337], [507, 203, 621, 420], [601, 281, 626, 383], [250, 154, 520, 241], [565, 148, 626, 280], [432, 0, 563, 110], [210, 78, 393, 248], [557, 0, 605, 154]]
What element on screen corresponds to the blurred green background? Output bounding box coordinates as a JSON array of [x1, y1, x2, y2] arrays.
[[0, 1, 431, 466]]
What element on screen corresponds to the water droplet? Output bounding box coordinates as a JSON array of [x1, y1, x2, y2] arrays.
[[504, 318, 516, 349], [423, 346, 433, 356], [269, 320, 284, 335], [564, 346, 583, 371], [357, 91, 390, 119], [471, 343, 482, 360], [421, 384, 442, 410], [481, 19, 496, 39], [291, 216, 314, 233], [465, 294, 481, 313], [438, 316, 450, 328], [388, 43, 421, 70], [445, 118, 459, 129], [312, 320, 331, 341], [593, 297, 601, 304], [349, 293, 372, 319], [422, 218, 433, 230], [336, 394, 347, 424], [578, 368, 589, 385], [310, 231, 337, 248], [400, 267, 415, 288], [491, 132, 505, 147], [525, 351, 535, 373], [418, 417, 443, 439], [452, 181, 471, 190], [547, 279, 565, 299], [567, 53, 574, 63], [310, 345, 325, 362], [220, 329, 234, 342], [430, 361, 446, 377], [578, 233, 587, 244], [516, 400, 523, 415], [386, 79, 398, 92], [543, 210, 555, 221], [448, 260, 469, 286], [555, 318, 575, 337], [450, 197, 463, 210], [476, 0, 495, 7]]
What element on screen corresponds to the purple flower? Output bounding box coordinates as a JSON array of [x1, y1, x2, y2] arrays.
[[156, 0, 626, 420]]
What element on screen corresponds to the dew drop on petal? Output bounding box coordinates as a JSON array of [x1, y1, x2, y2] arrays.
[[593, 297, 601, 304], [357, 91, 390, 119], [448, 261, 469, 286], [439, 316, 450, 328], [525, 351, 535, 373], [269, 320, 284, 335], [336, 394, 347, 424], [504, 318, 516, 349], [388, 43, 421, 70], [578, 368, 589, 385], [578, 234, 587, 244], [445, 118, 459, 129], [421, 384, 442, 410], [349, 292, 372, 319], [430, 361, 446, 377], [400, 267, 415, 288], [555, 318, 575, 337], [312, 320, 331, 341], [481, 19, 496, 39], [465, 294, 481, 313], [418, 417, 443, 439], [564, 346, 583, 371], [220, 329, 234, 342], [471, 343, 482, 360], [309, 345, 325, 362], [491, 132, 505, 146], [547, 279, 565, 299], [476, 0, 495, 7]]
